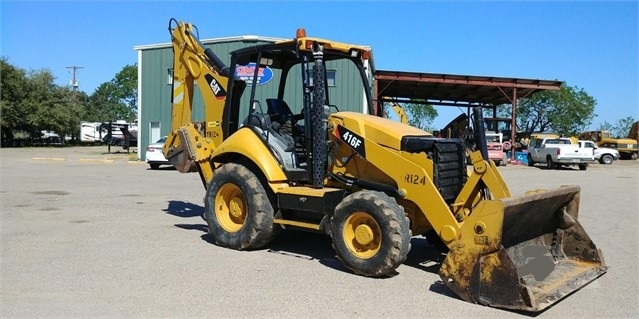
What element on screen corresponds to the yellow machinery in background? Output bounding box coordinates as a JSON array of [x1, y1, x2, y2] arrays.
[[388, 101, 409, 124], [163, 19, 607, 312], [628, 121, 638, 144], [578, 130, 638, 160]]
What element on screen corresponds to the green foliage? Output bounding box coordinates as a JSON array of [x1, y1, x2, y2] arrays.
[[598, 121, 614, 131], [0, 58, 138, 145], [483, 104, 511, 119], [1, 57, 82, 141], [112, 64, 138, 111], [1, 58, 33, 138], [88, 82, 134, 122], [517, 83, 596, 136], [400, 101, 438, 131], [85, 64, 138, 123], [612, 116, 636, 138], [90, 64, 138, 122]]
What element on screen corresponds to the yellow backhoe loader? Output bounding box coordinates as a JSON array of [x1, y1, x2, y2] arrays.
[[163, 19, 607, 312]]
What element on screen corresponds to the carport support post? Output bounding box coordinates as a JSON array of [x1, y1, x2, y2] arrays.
[[510, 87, 517, 158]]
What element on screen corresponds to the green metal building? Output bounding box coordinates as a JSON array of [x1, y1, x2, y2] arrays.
[[133, 35, 372, 160]]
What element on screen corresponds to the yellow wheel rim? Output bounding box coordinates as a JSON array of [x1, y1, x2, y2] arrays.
[[343, 212, 381, 259], [215, 183, 247, 232]]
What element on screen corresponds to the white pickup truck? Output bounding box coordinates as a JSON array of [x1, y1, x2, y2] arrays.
[[527, 137, 595, 170], [577, 140, 621, 164]]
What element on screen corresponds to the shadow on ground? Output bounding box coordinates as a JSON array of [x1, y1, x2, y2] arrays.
[[164, 200, 208, 232], [403, 237, 446, 275], [161, 201, 499, 284], [145, 166, 177, 171], [164, 200, 204, 218]]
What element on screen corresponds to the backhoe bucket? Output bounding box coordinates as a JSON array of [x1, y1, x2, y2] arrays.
[[164, 126, 201, 173], [439, 185, 607, 312]]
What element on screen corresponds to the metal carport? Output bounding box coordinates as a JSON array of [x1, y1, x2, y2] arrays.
[[373, 70, 563, 155]]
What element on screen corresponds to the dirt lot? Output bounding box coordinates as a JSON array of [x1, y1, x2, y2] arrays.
[[1, 146, 638, 318]]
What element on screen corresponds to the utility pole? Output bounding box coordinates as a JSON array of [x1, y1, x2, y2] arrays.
[[66, 65, 84, 91]]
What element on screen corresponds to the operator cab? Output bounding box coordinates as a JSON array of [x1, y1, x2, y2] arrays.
[[224, 33, 374, 183]]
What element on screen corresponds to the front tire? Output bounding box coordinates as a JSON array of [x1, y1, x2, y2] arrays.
[[149, 163, 160, 170], [330, 191, 411, 277], [600, 154, 614, 165], [204, 163, 276, 250]]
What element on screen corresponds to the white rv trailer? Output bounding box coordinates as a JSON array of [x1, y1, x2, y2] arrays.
[[80, 122, 106, 144]]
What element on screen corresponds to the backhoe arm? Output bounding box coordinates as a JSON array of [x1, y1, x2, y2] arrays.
[[390, 101, 408, 125], [163, 18, 231, 187]]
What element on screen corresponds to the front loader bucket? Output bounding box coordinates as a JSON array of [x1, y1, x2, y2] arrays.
[[439, 185, 607, 312]]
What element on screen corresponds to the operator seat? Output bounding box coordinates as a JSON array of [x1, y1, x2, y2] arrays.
[[266, 98, 295, 125], [243, 110, 297, 167], [265, 98, 307, 163]]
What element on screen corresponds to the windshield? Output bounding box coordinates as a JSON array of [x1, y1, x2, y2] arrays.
[[231, 47, 373, 128], [486, 134, 501, 143]]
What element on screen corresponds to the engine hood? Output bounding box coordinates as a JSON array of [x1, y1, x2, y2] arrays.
[[329, 111, 432, 151]]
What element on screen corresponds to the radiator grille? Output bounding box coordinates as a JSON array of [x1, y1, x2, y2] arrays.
[[432, 140, 467, 202]]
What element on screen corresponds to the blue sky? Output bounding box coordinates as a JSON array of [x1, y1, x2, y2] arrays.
[[1, 0, 637, 130]]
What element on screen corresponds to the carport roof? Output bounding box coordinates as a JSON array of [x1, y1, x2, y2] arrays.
[[374, 69, 564, 107]]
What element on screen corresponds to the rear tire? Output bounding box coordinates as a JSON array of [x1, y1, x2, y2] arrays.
[[579, 164, 588, 171], [527, 154, 534, 167], [330, 191, 411, 277], [546, 157, 555, 169], [600, 154, 613, 165], [204, 163, 276, 250], [150, 163, 160, 170]]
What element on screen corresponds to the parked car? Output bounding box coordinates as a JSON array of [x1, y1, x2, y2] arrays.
[[145, 136, 171, 169], [578, 140, 620, 164], [527, 137, 594, 170]]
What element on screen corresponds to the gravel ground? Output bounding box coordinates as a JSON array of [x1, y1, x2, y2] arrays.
[[1, 146, 637, 318]]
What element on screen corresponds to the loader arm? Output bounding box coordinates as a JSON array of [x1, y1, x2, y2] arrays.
[[328, 109, 606, 312], [163, 19, 233, 187]]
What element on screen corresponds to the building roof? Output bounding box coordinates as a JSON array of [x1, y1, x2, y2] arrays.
[[133, 35, 288, 51], [374, 69, 564, 107]]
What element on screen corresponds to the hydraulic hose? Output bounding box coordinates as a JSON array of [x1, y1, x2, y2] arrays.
[[472, 107, 489, 161]]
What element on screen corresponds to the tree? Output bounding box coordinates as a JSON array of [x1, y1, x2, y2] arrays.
[[88, 82, 132, 121], [483, 104, 511, 119], [1, 58, 88, 144], [1, 59, 139, 146], [613, 116, 635, 138], [386, 100, 437, 131], [517, 83, 596, 136], [112, 64, 138, 111], [24, 69, 88, 141], [86, 64, 137, 122], [598, 121, 614, 132], [1, 57, 33, 141]]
